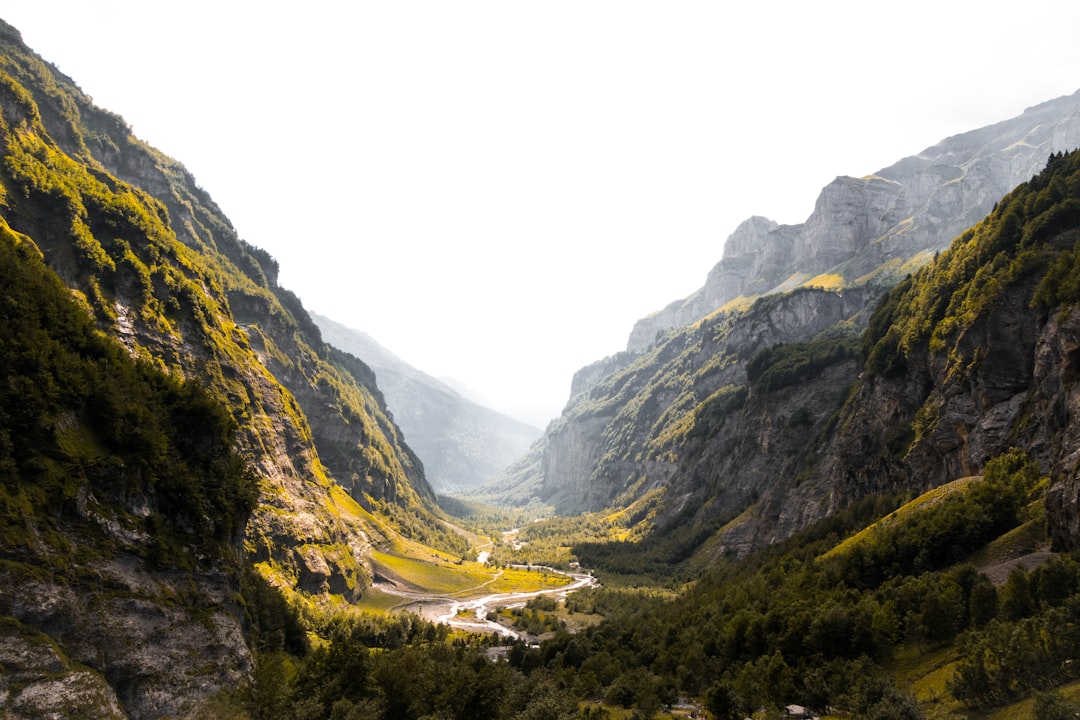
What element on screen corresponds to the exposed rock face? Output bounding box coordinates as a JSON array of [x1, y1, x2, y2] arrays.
[[722, 163, 1080, 556], [0, 621, 127, 719], [312, 314, 541, 493], [748, 290, 1080, 556], [6, 19, 434, 570], [0, 564, 251, 719], [490, 97, 1080, 561], [627, 89, 1080, 352], [487, 287, 871, 515], [569, 350, 641, 398]]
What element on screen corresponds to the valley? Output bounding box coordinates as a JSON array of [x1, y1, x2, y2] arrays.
[[375, 563, 598, 639], [6, 13, 1080, 720]]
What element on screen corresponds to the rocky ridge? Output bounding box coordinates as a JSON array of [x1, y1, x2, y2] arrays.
[[481, 100, 1080, 566], [674, 153, 1080, 559], [628, 89, 1080, 352]]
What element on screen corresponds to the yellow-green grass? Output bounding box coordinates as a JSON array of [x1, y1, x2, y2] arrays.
[[820, 476, 980, 561], [886, 643, 965, 716], [371, 550, 497, 595], [946, 678, 1080, 719], [555, 607, 604, 632], [353, 585, 404, 613], [804, 273, 845, 290], [888, 644, 1080, 719], [968, 513, 1047, 570], [485, 566, 572, 594]]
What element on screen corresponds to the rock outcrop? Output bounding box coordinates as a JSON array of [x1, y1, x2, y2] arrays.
[[483, 286, 872, 515], [484, 97, 1080, 563], [707, 154, 1080, 556]]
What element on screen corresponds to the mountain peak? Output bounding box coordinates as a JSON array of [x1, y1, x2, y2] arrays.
[[625, 89, 1080, 353]]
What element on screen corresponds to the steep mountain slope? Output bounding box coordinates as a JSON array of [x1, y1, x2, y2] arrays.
[[0, 19, 458, 717], [628, 89, 1080, 351], [678, 151, 1080, 560], [482, 102, 1080, 563], [484, 285, 873, 516], [802, 149, 1080, 551], [312, 313, 541, 493], [0, 221, 254, 718]]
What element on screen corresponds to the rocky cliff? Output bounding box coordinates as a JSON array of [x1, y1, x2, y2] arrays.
[[483, 103, 1080, 565], [312, 313, 541, 493], [627, 89, 1080, 352], [482, 286, 872, 515], [0, 19, 452, 718], [733, 150, 1080, 558], [653, 152, 1080, 560]]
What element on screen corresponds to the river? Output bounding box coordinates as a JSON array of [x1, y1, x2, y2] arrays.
[[374, 566, 598, 639]]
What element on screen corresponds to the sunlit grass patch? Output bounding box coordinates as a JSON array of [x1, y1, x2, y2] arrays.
[[970, 679, 1080, 719], [968, 516, 1047, 571], [886, 643, 963, 715], [487, 566, 571, 594], [353, 585, 403, 612], [820, 476, 979, 560], [370, 550, 496, 595], [804, 272, 845, 290]]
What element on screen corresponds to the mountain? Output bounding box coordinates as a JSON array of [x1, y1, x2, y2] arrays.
[[0, 19, 459, 717], [628, 89, 1080, 351], [0, 220, 256, 718], [311, 313, 541, 493], [10, 14, 1080, 719], [480, 92, 1080, 558]]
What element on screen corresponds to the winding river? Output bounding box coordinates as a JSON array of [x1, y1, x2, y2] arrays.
[[374, 566, 598, 639]]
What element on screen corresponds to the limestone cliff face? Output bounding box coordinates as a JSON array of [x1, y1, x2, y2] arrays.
[[569, 350, 642, 398], [312, 314, 541, 493], [717, 154, 1080, 556], [628, 89, 1080, 352], [737, 282, 1079, 555], [491, 105, 1080, 564], [522, 287, 870, 515]]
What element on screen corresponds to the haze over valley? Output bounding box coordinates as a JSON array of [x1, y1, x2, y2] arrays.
[[8, 7, 1080, 720]]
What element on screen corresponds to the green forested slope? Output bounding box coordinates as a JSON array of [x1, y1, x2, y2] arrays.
[[0, 216, 258, 717], [0, 17, 466, 717], [0, 220, 256, 561]]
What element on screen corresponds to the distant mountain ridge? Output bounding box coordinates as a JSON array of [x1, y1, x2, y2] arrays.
[[312, 313, 541, 493], [479, 91, 1080, 561], [627, 89, 1080, 352]]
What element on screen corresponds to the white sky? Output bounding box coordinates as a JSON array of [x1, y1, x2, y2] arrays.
[[5, 2, 1080, 427]]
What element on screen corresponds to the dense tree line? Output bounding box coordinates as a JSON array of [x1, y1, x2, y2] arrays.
[[864, 150, 1080, 377], [222, 447, 1080, 719], [746, 335, 860, 394]]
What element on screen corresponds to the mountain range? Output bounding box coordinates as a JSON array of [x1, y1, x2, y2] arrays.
[[0, 19, 461, 717], [7, 12, 1080, 718], [478, 88, 1080, 559]]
